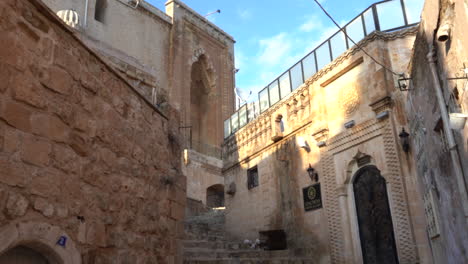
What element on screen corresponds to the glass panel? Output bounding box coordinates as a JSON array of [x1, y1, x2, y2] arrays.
[[247, 102, 256, 122], [330, 31, 347, 60], [363, 9, 375, 34], [224, 119, 231, 138], [346, 17, 365, 47], [316, 42, 331, 70], [290, 63, 303, 91], [259, 88, 269, 113], [279, 72, 291, 99], [404, 0, 424, 24], [269, 80, 280, 105], [302, 52, 317, 81], [376, 0, 405, 31], [239, 105, 247, 128], [231, 112, 239, 132]]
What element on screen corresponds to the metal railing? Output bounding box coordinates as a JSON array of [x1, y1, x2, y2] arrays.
[[224, 0, 424, 139]]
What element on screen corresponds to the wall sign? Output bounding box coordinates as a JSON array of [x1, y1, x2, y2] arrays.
[[303, 183, 322, 211], [57, 236, 67, 247]]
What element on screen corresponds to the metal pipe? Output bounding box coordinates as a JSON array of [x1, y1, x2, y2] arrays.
[[426, 48, 468, 224], [83, 0, 89, 28]]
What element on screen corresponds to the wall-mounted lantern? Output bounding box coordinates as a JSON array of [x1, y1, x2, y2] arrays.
[[307, 164, 319, 182], [398, 75, 411, 91], [399, 128, 410, 153]]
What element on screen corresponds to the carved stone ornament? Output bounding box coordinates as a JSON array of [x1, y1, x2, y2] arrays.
[[339, 85, 360, 118]]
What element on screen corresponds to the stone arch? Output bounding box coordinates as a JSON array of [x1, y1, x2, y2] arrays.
[[0, 222, 81, 264], [206, 184, 224, 208], [190, 53, 218, 153]]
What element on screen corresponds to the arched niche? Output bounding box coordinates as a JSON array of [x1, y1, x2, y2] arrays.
[[0, 222, 81, 264], [190, 54, 217, 153]]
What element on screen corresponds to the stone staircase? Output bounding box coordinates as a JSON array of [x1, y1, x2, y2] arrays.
[[182, 209, 316, 264]]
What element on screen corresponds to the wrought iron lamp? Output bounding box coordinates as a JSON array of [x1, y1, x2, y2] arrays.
[[307, 164, 319, 182], [399, 128, 410, 153]]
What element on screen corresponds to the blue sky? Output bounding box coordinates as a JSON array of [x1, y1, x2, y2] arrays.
[[147, 0, 422, 102]]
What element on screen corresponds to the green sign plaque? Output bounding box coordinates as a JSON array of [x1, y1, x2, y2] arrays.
[[303, 183, 322, 211]]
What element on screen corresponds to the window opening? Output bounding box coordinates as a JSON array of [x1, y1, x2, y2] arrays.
[[247, 166, 259, 189], [95, 0, 107, 23]]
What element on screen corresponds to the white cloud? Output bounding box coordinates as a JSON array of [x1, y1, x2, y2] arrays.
[[257, 33, 292, 66], [237, 9, 252, 20], [299, 16, 322, 32]]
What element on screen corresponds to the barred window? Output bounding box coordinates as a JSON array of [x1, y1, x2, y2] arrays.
[[247, 166, 259, 190]]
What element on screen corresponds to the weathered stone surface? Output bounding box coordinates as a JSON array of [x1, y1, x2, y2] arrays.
[[33, 197, 54, 217], [5, 192, 28, 218], [1, 100, 32, 132], [20, 135, 51, 167]]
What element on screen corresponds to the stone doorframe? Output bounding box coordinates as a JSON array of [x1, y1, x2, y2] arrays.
[[316, 119, 418, 264], [0, 221, 81, 264], [340, 156, 399, 264]]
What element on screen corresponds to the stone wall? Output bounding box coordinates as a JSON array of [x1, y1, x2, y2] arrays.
[[223, 28, 433, 264], [406, 0, 468, 263], [41, 0, 172, 95], [0, 0, 185, 263]]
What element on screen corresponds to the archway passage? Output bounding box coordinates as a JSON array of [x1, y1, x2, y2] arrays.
[[353, 166, 399, 264], [206, 184, 224, 208], [0, 246, 50, 264]]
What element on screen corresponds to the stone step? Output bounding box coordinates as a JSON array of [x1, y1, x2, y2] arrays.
[[183, 249, 293, 259], [183, 258, 316, 264], [183, 240, 252, 250]]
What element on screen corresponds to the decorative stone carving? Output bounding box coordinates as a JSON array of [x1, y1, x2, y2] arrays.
[[339, 85, 360, 118]]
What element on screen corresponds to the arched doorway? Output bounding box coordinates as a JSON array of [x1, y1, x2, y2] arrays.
[[206, 184, 224, 208], [353, 166, 399, 264], [0, 246, 51, 264]]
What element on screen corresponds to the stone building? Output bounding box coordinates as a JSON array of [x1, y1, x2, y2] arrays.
[[405, 0, 468, 263], [222, 0, 438, 263], [0, 0, 234, 263], [40, 0, 236, 209], [1, 0, 468, 263]]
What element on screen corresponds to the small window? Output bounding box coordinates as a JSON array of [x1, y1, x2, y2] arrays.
[[95, 0, 107, 23], [247, 166, 259, 190]]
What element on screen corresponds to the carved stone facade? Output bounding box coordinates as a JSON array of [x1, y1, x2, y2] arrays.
[[223, 28, 434, 264]]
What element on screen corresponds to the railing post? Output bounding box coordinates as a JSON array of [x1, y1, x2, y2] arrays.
[[400, 0, 409, 25], [313, 52, 319, 73], [361, 14, 367, 36], [372, 4, 380, 31]]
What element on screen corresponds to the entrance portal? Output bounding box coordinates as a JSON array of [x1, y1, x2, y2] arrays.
[[353, 166, 399, 264], [0, 246, 50, 264]]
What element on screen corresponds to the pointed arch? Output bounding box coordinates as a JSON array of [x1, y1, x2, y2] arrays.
[[190, 53, 218, 154]]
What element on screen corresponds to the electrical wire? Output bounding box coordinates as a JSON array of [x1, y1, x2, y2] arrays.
[[313, 0, 403, 77]]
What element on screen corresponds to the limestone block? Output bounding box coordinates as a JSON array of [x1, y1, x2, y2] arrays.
[[20, 135, 51, 167], [6, 192, 29, 217], [33, 197, 54, 217], [0, 158, 29, 187], [11, 74, 46, 109], [86, 222, 107, 247], [42, 66, 73, 95], [1, 100, 32, 132]]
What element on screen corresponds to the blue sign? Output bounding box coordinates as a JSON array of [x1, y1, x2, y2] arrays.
[[57, 236, 67, 247]]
